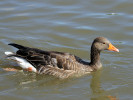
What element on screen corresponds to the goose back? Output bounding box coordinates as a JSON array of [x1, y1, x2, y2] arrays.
[[8, 43, 93, 76]]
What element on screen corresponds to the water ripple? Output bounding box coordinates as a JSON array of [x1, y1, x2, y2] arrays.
[[0, 0, 133, 100]]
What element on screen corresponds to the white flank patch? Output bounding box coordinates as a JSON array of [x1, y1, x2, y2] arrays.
[[6, 56, 37, 73]]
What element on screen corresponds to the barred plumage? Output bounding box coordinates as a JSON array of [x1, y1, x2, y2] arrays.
[[5, 37, 119, 79]]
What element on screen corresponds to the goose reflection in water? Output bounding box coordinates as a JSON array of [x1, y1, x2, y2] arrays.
[[90, 70, 119, 100]]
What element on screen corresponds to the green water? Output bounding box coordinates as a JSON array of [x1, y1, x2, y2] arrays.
[[0, 0, 133, 100]]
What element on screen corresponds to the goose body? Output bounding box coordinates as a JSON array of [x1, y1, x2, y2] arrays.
[[5, 37, 119, 79]]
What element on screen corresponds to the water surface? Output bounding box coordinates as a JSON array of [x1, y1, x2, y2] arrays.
[[0, 0, 133, 100]]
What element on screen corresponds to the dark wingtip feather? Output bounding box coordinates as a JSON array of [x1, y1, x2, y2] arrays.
[[8, 43, 14, 46], [8, 43, 26, 49], [8, 43, 15, 46]]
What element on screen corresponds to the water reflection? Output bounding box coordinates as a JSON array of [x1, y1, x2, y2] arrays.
[[90, 70, 118, 100], [1, 68, 119, 100], [17, 72, 72, 88]]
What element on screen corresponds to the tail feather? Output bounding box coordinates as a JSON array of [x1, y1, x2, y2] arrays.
[[5, 51, 14, 55], [5, 51, 18, 58], [8, 43, 27, 49]]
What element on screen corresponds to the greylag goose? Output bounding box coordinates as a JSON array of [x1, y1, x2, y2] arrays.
[[5, 37, 119, 79]]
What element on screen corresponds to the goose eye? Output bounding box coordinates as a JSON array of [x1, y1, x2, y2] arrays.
[[103, 42, 106, 44]]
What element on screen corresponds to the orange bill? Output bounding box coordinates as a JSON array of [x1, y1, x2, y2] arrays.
[[108, 43, 119, 52]]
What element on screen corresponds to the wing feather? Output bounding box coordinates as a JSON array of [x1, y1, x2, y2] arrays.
[[38, 66, 75, 79], [8, 43, 90, 76]]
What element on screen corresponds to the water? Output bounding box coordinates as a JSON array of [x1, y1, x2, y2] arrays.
[[0, 0, 133, 100]]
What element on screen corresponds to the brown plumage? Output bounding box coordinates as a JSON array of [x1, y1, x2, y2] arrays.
[[6, 37, 119, 79]]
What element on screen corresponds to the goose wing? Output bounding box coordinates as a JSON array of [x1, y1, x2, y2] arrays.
[[8, 43, 85, 71]]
